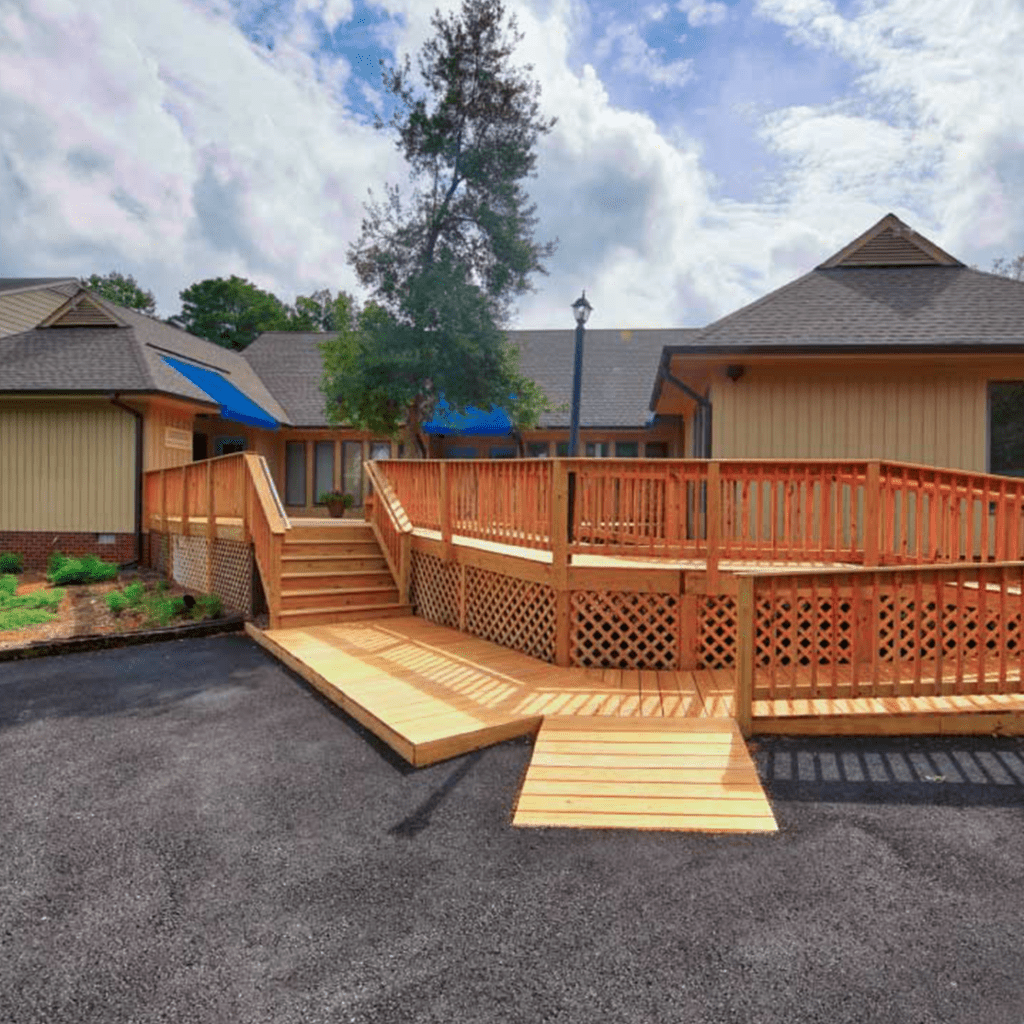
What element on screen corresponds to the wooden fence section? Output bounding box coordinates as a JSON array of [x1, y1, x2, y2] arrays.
[[142, 452, 289, 625], [730, 563, 1024, 731]]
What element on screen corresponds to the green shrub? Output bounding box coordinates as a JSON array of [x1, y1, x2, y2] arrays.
[[47, 554, 119, 586], [0, 552, 24, 573], [146, 595, 186, 627], [106, 591, 129, 615], [122, 581, 145, 606], [0, 584, 64, 631], [195, 594, 222, 620], [47, 551, 67, 575], [0, 575, 17, 598]]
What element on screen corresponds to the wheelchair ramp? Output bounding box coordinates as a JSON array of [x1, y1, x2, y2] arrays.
[[513, 716, 777, 833]]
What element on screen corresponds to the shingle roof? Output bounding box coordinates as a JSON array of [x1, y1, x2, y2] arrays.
[[510, 328, 698, 428], [0, 288, 290, 423], [243, 332, 334, 426], [665, 266, 1024, 353], [0, 278, 79, 296], [245, 328, 699, 429]]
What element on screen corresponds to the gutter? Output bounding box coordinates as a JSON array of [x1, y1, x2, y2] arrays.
[[110, 394, 144, 568], [652, 352, 712, 458]]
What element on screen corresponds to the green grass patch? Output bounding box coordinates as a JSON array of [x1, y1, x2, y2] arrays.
[[0, 578, 65, 632]]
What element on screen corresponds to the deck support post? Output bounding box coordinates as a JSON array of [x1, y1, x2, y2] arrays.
[[399, 532, 412, 605], [205, 459, 215, 594], [439, 462, 453, 562], [864, 461, 881, 566], [735, 575, 755, 737], [241, 455, 252, 546], [180, 464, 189, 539], [552, 460, 572, 667], [706, 461, 721, 593], [678, 590, 699, 670], [160, 469, 170, 580]]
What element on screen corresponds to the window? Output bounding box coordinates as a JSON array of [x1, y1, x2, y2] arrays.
[[645, 441, 669, 458], [314, 441, 334, 503], [614, 441, 639, 458], [448, 446, 478, 459], [989, 383, 1024, 476], [285, 441, 306, 506], [216, 437, 245, 456], [585, 441, 610, 457], [526, 441, 550, 458], [556, 441, 569, 457], [342, 441, 363, 504], [490, 446, 517, 459], [370, 440, 391, 461]]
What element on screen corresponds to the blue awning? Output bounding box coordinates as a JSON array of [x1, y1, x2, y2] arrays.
[[422, 398, 514, 437], [161, 355, 278, 430]]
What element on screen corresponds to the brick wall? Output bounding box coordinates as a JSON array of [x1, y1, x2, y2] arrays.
[[0, 531, 138, 570]]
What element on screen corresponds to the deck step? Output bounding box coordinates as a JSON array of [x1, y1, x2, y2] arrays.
[[280, 570, 395, 589], [283, 539, 382, 557], [288, 524, 375, 542], [280, 586, 400, 611], [277, 602, 413, 626], [280, 554, 389, 573]]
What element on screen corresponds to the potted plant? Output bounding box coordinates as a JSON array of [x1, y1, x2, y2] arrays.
[[318, 490, 355, 518]]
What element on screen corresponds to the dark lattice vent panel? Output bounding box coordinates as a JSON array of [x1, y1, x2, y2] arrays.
[[571, 591, 679, 670], [700, 596, 737, 668], [210, 539, 253, 613], [410, 551, 459, 628], [465, 568, 555, 662]]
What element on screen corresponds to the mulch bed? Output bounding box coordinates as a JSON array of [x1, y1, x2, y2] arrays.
[[0, 568, 239, 655]]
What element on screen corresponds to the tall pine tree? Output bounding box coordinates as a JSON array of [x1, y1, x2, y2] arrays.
[[323, 0, 557, 453]]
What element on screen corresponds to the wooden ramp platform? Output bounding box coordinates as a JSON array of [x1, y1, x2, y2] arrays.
[[513, 716, 777, 833]]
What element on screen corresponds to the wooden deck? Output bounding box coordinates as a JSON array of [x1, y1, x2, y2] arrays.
[[246, 616, 779, 832]]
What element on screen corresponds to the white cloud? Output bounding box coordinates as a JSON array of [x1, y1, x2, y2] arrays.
[[677, 0, 729, 27], [0, 0, 1022, 335], [595, 20, 695, 89]]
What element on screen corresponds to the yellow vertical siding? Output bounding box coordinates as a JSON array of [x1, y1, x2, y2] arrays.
[[708, 358, 990, 471], [0, 288, 72, 337], [143, 402, 196, 470], [0, 401, 135, 531]]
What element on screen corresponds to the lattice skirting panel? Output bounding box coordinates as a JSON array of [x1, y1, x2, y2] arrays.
[[409, 551, 460, 629], [571, 591, 680, 670], [465, 567, 555, 662], [700, 597, 737, 669], [143, 532, 253, 613]]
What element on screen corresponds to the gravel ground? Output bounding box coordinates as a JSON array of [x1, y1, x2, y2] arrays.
[[2, 635, 1024, 1024]]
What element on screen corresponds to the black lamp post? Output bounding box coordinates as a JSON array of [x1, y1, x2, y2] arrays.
[[568, 290, 592, 457]]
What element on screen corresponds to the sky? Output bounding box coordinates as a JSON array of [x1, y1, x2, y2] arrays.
[[1, 0, 1022, 330]]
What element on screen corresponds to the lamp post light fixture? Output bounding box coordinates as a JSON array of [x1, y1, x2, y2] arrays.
[[568, 290, 592, 457]]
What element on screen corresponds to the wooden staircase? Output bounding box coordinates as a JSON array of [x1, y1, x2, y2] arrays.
[[275, 521, 411, 628]]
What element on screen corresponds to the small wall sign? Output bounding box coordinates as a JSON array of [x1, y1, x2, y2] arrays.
[[165, 427, 192, 451]]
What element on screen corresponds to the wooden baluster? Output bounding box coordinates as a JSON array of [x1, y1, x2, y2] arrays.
[[864, 461, 881, 567], [705, 461, 721, 592]]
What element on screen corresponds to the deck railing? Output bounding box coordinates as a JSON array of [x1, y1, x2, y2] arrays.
[[376, 457, 1024, 572], [365, 461, 412, 603], [142, 452, 289, 624]]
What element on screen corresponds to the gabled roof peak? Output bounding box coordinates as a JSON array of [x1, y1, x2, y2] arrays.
[[38, 288, 129, 329], [818, 213, 963, 269]]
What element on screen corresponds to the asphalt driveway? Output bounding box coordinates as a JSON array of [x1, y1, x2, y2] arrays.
[[2, 635, 1024, 1024]]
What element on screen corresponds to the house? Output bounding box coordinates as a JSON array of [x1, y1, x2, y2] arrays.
[[0, 286, 681, 567], [650, 213, 1024, 474]]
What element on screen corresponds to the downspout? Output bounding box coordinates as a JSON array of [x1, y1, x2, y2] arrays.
[[110, 394, 144, 568], [662, 365, 712, 458]]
